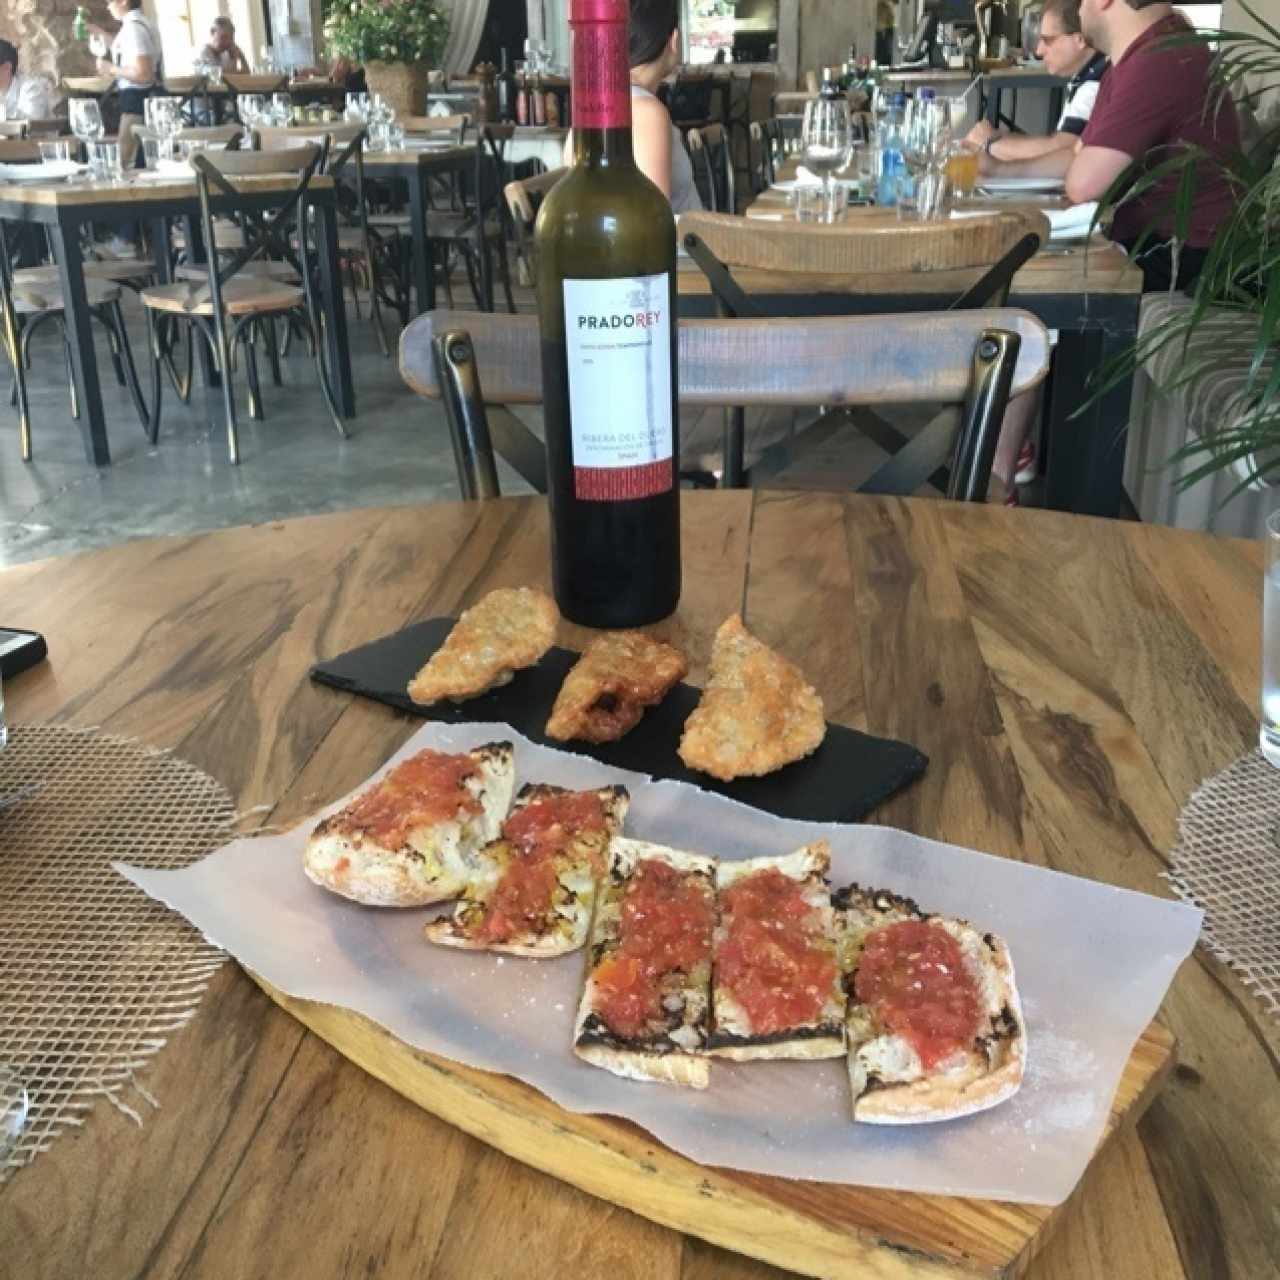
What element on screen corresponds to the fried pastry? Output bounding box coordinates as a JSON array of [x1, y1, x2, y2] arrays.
[[545, 630, 689, 743], [407, 587, 558, 706], [678, 614, 825, 781]]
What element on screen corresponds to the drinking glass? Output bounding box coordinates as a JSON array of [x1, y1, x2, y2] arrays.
[[38, 139, 72, 164], [141, 135, 161, 169], [90, 140, 122, 182], [386, 122, 406, 152], [801, 95, 851, 215], [1261, 511, 1280, 766], [851, 142, 879, 198], [944, 142, 979, 198], [270, 93, 291, 126], [903, 97, 951, 217], [207, 61, 224, 88], [0, 1066, 26, 1166], [258, 44, 277, 74], [69, 98, 104, 149]]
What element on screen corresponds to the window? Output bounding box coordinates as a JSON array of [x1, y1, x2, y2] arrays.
[[682, 0, 778, 65]]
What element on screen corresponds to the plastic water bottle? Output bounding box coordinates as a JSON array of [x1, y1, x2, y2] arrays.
[[876, 91, 909, 207]]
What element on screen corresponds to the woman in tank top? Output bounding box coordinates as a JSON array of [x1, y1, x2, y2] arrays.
[[564, 0, 703, 214]]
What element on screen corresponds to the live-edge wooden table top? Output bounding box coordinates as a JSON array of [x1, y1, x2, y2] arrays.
[[0, 170, 336, 211], [0, 492, 1275, 1280]]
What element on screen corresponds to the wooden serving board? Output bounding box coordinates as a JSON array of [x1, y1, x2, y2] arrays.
[[252, 974, 1175, 1280]]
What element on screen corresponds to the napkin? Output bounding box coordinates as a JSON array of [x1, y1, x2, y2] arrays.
[[1044, 201, 1099, 241]]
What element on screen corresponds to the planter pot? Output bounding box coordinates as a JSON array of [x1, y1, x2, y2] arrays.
[[363, 60, 431, 118]]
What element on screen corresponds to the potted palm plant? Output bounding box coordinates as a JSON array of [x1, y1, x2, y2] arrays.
[[1090, 3, 1279, 502], [324, 0, 450, 118]]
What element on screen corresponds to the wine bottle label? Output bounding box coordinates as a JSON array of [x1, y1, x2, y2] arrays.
[[563, 273, 673, 501], [569, 6, 630, 129]]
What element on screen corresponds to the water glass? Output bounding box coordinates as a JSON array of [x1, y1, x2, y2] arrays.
[[801, 94, 852, 210], [141, 135, 161, 169], [1261, 511, 1280, 765], [385, 123, 406, 152], [893, 173, 920, 220], [89, 140, 122, 182], [851, 142, 879, 197], [793, 184, 824, 222], [38, 139, 72, 164]]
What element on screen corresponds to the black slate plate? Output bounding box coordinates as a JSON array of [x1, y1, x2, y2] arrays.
[[310, 617, 928, 824]]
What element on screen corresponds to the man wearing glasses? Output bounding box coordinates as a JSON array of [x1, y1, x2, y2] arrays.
[[966, 0, 1105, 163]]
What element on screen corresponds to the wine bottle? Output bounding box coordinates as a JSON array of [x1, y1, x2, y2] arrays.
[[534, 0, 680, 628], [496, 49, 516, 123]]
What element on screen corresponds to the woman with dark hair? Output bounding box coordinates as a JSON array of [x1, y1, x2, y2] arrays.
[[565, 0, 702, 212], [628, 0, 702, 212]]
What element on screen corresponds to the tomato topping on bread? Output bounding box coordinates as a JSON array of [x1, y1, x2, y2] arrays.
[[575, 839, 717, 1088], [303, 742, 514, 907]]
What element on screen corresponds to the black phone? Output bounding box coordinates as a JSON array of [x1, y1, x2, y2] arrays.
[[0, 628, 47, 679]]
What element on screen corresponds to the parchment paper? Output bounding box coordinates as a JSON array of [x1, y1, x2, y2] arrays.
[[117, 722, 1202, 1205]]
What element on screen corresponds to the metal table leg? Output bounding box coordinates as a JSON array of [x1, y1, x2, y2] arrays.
[[48, 217, 110, 466], [313, 199, 355, 416]]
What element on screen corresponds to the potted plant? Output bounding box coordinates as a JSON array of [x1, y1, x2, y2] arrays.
[[324, 0, 450, 118], [1089, 3, 1280, 502]]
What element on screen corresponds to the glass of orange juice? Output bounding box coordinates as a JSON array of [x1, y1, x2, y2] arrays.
[[945, 144, 980, 199]]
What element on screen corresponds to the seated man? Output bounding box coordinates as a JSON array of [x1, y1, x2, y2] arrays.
[[195, 17, 250, 75], [0, 40, 55, 120], [966, 0, 1105, 163], [976, 0, 1240, 291]]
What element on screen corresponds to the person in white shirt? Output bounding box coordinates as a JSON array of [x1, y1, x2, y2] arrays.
[[88, 0, 162, 169], [0, 41, 56, 121]]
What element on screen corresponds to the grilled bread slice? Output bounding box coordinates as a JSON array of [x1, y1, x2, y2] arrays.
[[678, 614, 825, 781], [836, 884, 1026, 1124], [407, 587, 558, 706], [303, 741, 514, 907], [574, 839, 718, 1088], [708, 841, 847, 1061], [424, 783, 629, 957]]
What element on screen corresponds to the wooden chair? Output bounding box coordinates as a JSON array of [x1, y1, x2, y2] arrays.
[[421, 125, 516, 313], [401, 114, 470, 143], [748, 120, 787, 191], [138, 144, 346, 463], [503, 166, 566, 287], [687, 125, 735, 213], [0, 231, 153, 462], [398, 308, 1050, 502], [677, 209, 1050, 487]]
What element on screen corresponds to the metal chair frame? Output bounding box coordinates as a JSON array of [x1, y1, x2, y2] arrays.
[[681, 225, 1043, 491], [143, 144, 346, 463], [409, 313, 1029, 505]]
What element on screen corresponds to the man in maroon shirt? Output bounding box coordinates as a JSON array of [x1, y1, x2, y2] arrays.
[[976, 0, 1239, 290]]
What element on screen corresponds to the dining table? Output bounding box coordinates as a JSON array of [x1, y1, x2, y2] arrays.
[[362, 143, 479, 316], [0, 169, 355, 467], [688, 182, 1145, 519], [0, 490, 1275, 1279]]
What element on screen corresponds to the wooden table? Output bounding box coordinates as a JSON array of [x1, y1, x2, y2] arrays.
[[0, 171, 355, 467], [693, 192, 1144, 518], [363, 143, 478, 316], [0, 493, 1275, 1279]]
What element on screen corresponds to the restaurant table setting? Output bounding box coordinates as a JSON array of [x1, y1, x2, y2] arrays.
[[116, 718, 1199, 1204]]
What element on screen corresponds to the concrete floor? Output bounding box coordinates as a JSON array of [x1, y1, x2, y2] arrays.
[[0, 284, 911, 569]]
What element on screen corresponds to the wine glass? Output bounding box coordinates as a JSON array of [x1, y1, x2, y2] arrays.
[[239, 93, 265, 146], [69, 98, 104, 154], [801, 95, 852, 220], [903, 98, 952, 218]]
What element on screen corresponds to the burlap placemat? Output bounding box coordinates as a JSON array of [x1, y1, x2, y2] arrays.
[[1168, 750, 1280, 1023], [0, 724, 236, 1182]]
